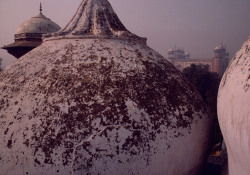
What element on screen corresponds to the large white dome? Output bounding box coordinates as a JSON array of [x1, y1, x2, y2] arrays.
[[218, 36, 250, 175], [0, 0, 212, 174]]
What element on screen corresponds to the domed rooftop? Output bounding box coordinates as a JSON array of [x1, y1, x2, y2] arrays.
[[15, 3, 60, 39], [218, 36, 250, 175], [2, 3, 61, 59], [0, 0, 212, 174], [168, 48, 174, 53], [214, 44, 225, 51], [184, 52, 190, 57]]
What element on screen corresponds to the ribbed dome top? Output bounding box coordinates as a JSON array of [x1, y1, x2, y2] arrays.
[[16, 11, 60, 36], [45, 0, 145, 42]]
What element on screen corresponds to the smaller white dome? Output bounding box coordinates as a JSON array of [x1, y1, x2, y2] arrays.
[[168, 48, 174, 53], [184, 52, 190, 57], [214, 45, 225, 51], [16, 13, 60, 35]]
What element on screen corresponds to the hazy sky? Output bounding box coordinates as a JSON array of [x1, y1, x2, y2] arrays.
[[0, 0, 249, 68]]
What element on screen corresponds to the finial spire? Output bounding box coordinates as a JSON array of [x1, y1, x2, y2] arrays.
[[40, 2, 42, 14]]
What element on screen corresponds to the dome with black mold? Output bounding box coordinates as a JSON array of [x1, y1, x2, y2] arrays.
[[0, 0, 212, 175]]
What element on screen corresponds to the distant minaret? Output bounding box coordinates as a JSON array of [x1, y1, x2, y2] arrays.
[[213, 43, 229, 76]]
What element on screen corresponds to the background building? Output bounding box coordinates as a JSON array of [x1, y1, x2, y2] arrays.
[[167, 44, 229, 76], [1, 4, 60, 59], [167, 47, 190, 60]]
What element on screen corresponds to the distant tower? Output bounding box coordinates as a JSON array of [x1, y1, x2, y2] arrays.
[[212, 44, 229, 76], [184, 52, 190, 59], [1, 3, 61, 58], [167, 48, 175, 59]]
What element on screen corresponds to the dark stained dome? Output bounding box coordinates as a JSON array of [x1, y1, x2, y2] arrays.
[[0, 0, 212, 174]]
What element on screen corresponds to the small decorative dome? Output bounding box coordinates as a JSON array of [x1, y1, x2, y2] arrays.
[[1, 3, 61, 59], [214, 44, 225, 51], [16, 14, 60, 35], [15, 4, 60, 39], [184, 52, 190, 57], [168, 48, 174, 53]]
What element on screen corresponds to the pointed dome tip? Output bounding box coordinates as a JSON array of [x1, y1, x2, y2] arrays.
[[44, 0, 147, 44]]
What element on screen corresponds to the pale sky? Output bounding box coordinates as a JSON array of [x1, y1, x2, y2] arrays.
[[0, 0, 249, 68]]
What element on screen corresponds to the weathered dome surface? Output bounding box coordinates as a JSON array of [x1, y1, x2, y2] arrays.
[[16, 13, 61, 36], [0, 0, 212, 175], [218, 36, 250, 175]]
